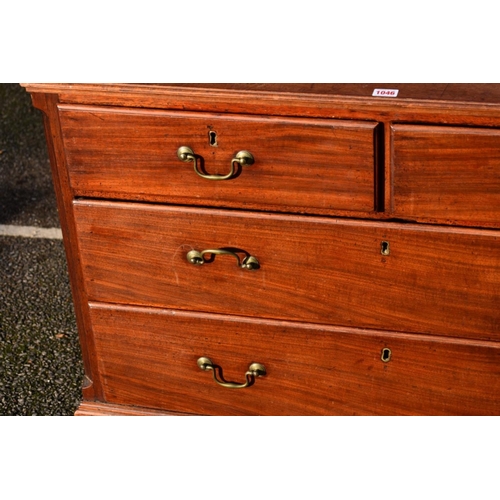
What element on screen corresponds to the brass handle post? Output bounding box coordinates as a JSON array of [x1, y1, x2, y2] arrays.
[[186, 248, 260, 270], [197, 357, 266, 389], [177, 146, 254, 181]]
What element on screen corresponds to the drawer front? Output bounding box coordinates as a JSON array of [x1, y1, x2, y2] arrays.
[[74, 201, 500, 341], [391, 124, 500, 226], [59, 105, 378, 214], [89, 303, 500, 416]]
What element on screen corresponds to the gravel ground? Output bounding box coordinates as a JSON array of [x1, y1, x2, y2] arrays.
[[0, 84, 60, 227], [0, 83, 83, 415]]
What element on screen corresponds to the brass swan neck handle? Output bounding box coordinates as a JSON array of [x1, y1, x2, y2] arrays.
[[186, 248, 260, 271], [177, 146, 254, 181], [197, 357, 266, 389]]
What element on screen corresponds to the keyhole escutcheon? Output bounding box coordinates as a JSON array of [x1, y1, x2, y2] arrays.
[[209, 130, 218, 146], [381, 348, 392, 362]]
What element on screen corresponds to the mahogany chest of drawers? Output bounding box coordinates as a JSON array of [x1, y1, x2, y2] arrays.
[[24, 84, 500, 415]]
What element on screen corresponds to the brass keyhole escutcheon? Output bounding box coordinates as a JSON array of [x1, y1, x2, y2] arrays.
[[208, 130, 218, 146], [381, 348, 392, 362], [381, 241, 390, 256]]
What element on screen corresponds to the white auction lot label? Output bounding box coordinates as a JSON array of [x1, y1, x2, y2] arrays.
[[372, 88, 399, 97]]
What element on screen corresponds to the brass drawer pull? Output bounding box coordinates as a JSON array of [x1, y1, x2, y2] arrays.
[[186, 248, 260, 270], [177, 146, 254, 181], [197, 357, 266, 389]]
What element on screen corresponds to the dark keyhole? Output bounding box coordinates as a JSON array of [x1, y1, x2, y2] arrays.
[[209, 131, 217, 146], [381, 348, 392, 362]]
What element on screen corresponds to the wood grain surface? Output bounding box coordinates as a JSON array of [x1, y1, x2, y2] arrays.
[[74, 200, 500, 341], [23, 85, 500, 128], [29, 93, 105, 400], [59, 105, 378, 215], [392, 124, 500, 226], [75, 401, 188, 416], [89, 303, 500, 416]]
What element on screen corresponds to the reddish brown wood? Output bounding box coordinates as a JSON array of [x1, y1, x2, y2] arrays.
[[21, 83, 500, 102], [29, 93, 104, 401], [89, 303, 500, 416], [153, 83, 500, 103], [75, 401, 188, 415], [21, 84, 500, 127], [73, 201, 500, 342], [58, 105, 378, 215], [391, 124, 500, 227]]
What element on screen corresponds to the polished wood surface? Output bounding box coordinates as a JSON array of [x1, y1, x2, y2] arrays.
[[75, 401, 184, 416], [59, 105, 378, 215], [74, 200, 500, 341], [24, 84, 500, 415], [90, 303, 500, 416], [155, 84, 500, 103], [392, 125, 500, 226], [29, 93, 105, 401], [24, 84, 500, 127], [23, 83, 500, 103]]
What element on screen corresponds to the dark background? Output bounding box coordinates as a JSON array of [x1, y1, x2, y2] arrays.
[[0, 83, 83, 415]]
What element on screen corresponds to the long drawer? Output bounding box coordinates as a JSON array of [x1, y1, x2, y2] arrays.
[[74, 201, 500, 341], [89, 303, 500, 416], [59, 105, 379, 215]]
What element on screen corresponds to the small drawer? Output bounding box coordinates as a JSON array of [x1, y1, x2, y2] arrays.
[[89, 303, 500, 416], [391, 124, 500, 227], [74, 200, 500, 341], [59, 104, 379, 215]]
